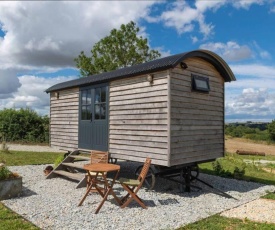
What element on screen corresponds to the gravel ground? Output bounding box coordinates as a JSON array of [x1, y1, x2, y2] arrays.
[[221, 198, 275, 223], [2, 162, 275, 230]]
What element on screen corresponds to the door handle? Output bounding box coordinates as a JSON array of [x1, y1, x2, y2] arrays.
[[90, 113, 93, 122]]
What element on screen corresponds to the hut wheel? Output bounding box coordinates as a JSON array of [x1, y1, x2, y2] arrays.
[[190, 164, 199, 181], [135, 165, 155, 190]]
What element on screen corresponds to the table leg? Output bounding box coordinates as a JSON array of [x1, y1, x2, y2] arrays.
[[79, 172, 101, 206], [78, 181, 94, 206], [94, 169, 120, 214]]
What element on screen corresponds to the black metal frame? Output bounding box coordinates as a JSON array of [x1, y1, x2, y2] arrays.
[[135, 163, 236, 199]]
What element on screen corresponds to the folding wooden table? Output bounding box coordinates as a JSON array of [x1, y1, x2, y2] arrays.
[[78, 163, 121, 214]]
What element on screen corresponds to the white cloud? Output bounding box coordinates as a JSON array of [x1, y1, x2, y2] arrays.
[[0, 69, 21, 98], [0, 1, 156, 68], [195, 1, 224, 12], [232, 0, 264, 9], [230, 64, 275, 78], [252, 41, 271, 59], [260, 51, 271, 59], [225, 61, 275, 121], [155, 0, 270, 41], [225, 88, 275, 117], [159, 1, 221, 38], [155, 47, 171, 57], [200, 41, 253, 62], [191, 36, 199, 43], [0, 1, 157, 104], [0, 75, 77, 115]]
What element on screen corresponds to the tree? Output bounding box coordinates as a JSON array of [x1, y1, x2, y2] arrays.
[[74, 21, 161, 77], [267, 120, 275, 141]]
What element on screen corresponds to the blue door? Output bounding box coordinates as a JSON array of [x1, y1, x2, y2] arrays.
[[78, 84, 108, 151]]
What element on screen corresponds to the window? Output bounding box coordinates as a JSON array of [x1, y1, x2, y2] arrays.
[[81, 89, 92, 120], [80, 86, 107, 121], [94, 87, 106, 120], [192, 74, 210, 92]]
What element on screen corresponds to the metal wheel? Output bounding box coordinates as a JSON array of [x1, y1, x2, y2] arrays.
[[190, 164, 199, 181], [135, 165, 156, 190]]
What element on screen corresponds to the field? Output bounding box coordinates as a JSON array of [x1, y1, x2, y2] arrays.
[[225, 137, 275, 155]]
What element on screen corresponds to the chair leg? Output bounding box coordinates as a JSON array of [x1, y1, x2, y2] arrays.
[[120, 184, 147, 209], [131, 193, 147, 209], [120, 186, 133, 203]]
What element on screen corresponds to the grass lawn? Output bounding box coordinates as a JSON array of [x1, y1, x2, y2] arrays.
[[199, 153, 275, 185], [262, 191, 275, 200], [0, 150, 64, 166], [0, 203, 39, 230], [179, 215, 275, 230]]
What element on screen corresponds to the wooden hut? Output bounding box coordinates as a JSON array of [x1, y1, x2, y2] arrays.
[[46, 50, 235, 167]]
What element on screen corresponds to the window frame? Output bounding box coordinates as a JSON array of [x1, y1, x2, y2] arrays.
[[191, 74, 210, 93]]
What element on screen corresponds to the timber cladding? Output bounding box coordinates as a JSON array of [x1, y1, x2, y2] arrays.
[[169, 57, 225, 166], [109, 57, 226, 166], [50, 88, 79, 150], [109, 71, 169, 166]]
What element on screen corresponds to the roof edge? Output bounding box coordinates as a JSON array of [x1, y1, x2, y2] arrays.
[[45, 49, 235, 93], [177, 49, 236, 82]]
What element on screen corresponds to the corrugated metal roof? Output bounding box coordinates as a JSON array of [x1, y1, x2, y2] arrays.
[[45, 50, 236, 93]]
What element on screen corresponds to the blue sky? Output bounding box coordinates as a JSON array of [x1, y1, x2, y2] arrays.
[[0, 1, 275, 122]]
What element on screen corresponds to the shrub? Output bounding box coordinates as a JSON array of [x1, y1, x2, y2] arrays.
[[268, 120, 275, 141], [0, 163, 20, 180], [233, 166, 246, 180], [0, 108, 49, 143], [212, 160, 232, 177]]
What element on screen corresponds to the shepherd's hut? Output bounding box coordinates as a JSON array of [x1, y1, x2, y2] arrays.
[[46, 50, 235, 168]]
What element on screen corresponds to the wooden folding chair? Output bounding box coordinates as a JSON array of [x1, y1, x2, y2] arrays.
[[86, 150, 109, 193], [119, 157, 151, 209]]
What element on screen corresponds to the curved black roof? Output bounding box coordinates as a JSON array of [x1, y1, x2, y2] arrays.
[[45, 49, 236, 93]]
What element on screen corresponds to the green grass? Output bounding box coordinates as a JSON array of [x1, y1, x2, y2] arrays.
[[0, 150, 64, 166], [0, 203, 39, 230], [199, 153, 275, 185], [179, 214, 275, 230], [262, 192, 275, 200]]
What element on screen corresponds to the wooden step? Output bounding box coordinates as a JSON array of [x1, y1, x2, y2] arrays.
[[53, 170, 83, 181], [62, 162, 88, 170], [77, 149, 92, 154], [68, 155, 90, 160]]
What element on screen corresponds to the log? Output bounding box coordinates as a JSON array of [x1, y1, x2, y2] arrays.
[[236, 150, 265, 156]]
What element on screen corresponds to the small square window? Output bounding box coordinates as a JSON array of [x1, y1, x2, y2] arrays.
[[192, 74, 210, 92]]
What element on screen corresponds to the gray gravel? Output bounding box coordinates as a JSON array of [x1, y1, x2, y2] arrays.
[[2, 162, 275, 230]]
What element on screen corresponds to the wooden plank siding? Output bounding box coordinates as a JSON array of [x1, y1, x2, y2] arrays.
[[50, 88, 79, 151], [169, 57, 225, 165], [108, 71, 169, 166]]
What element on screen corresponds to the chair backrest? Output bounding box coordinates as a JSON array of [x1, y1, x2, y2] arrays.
[[137, 158, 151, 183], [91, 150, 109, 164]]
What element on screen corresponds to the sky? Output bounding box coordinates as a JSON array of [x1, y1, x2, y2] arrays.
[[0, 1, 275, 122]]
